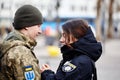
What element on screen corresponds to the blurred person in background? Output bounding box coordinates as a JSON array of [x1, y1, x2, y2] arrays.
[[0, 5, 43, 80], [40, 19, 102, 80]]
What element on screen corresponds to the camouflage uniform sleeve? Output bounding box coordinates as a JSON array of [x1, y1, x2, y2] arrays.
[[7, 45, 41, 80]]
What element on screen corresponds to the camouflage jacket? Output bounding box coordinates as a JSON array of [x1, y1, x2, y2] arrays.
[[0, 30, 41, 80]]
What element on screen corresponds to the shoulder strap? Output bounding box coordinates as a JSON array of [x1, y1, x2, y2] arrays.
[[0, 44, 21, 67], [91, 60, 97, 80], [0, 44, 22, 59]]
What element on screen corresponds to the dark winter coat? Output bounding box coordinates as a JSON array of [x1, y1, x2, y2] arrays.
[[41, 28, 102, 80]]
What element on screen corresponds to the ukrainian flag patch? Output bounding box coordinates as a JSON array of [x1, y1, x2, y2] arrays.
[[23, 65, 35, 80]]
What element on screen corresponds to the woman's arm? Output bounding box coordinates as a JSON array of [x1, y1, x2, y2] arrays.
[[40, 64, 56, 80]]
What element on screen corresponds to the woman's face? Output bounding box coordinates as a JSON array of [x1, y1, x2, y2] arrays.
[[59, 30, 77, 46]]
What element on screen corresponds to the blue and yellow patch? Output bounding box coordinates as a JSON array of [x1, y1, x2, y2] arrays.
[[24, 66, 33, 71], [23, 65, 35, 80]]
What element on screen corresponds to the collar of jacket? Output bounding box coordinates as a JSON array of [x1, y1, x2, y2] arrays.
[[61, 45, 81, 61], [4, 30, 37, 49], [17, 30, 37, 48]]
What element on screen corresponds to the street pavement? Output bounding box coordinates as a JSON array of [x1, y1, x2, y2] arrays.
[[34, 36, 120, 80]]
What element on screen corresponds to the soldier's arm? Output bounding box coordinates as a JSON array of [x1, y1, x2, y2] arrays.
[[7, 45, 41, 80]]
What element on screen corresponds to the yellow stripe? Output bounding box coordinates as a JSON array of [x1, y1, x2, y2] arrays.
[[69, 63, 76, 69], [25, 68, 32, 71]]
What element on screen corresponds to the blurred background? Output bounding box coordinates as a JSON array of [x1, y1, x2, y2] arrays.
[[0, 0, 120, 80]]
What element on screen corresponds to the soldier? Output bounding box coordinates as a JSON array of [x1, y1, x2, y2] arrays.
[[0, 5, 43, 80]]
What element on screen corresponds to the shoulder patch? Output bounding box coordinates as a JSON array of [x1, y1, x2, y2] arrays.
[[62, 61, 76, 72], [23, 65, 35, 80]]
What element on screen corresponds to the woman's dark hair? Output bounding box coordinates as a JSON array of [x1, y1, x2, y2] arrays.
[[62, 19, 89, 40]]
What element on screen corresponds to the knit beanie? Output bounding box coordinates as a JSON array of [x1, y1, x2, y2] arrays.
[[13, 5, 43, 30]]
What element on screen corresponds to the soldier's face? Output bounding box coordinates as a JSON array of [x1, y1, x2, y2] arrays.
[[26, 24, 42, 40]]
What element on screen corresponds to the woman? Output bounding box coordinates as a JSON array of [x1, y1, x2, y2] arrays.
[[40, 19, 102, 80]]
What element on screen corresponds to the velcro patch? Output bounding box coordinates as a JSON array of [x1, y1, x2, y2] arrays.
[[62, 61, 76, 72], [23, 65, 35, 80]]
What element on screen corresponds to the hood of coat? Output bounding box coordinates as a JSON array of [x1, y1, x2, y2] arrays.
[[61, 28, 102, 62]]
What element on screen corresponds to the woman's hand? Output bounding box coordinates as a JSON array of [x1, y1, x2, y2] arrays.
[[40, 64, 51, 73]]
